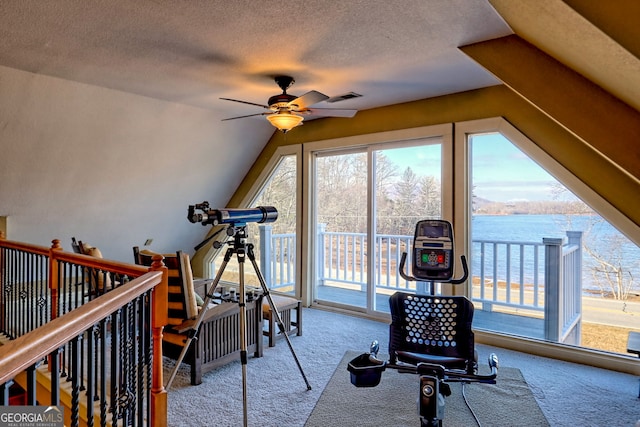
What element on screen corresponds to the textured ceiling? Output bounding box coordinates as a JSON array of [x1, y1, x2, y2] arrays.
[[0, 0, 512, 123]]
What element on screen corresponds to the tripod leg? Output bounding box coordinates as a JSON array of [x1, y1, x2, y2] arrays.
[[165, 248, 231, 389], [247, 244, 312, 390], [237, 246, 250, 427]]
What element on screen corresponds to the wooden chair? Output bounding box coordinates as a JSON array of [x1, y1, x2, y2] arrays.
[[72, 237, 113, 295], [133, 247, 264, 385]]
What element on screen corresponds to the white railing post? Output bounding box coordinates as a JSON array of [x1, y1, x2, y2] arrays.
[[259, 225, 273, 288], [564, 231, 583, 344], [317, 224, 326, 287], [544, 237, 564, 342]]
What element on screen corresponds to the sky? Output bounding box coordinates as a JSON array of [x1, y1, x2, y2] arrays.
[[380, 133, 568, 203], [470, 133, 561, 202]]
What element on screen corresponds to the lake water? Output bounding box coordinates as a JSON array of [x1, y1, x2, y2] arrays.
[[471, 214, 640, 294]]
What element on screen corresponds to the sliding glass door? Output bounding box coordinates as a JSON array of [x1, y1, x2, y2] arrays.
[[312, 138, 444, 313]]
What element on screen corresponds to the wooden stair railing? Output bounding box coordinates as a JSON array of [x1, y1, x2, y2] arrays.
[[0, 271, 167, 427], [0, 237, 169, 427]]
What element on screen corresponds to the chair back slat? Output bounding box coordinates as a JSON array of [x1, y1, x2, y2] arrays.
[[134, 248, 189, 325]]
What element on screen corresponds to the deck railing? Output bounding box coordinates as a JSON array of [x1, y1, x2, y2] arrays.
[[0, 237, 168, 426], [472, 239, 545, 312], [259, 225, 583, 343]]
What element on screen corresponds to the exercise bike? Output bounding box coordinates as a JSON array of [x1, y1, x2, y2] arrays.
[[347, 220, 499, 427]]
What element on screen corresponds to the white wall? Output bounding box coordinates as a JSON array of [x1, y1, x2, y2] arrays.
[[0, 65, 273, 261]]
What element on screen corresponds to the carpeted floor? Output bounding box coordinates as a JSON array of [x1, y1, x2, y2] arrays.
[[305, 351, 549, 427], [166, 307, 640, 427]]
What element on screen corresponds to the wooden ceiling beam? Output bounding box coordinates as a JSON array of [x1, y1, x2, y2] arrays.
[[460, 34, 640, 183]]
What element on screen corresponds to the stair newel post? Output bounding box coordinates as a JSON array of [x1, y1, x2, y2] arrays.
[[149, 254, 168, 427], [48, 239, 63, 320], [47, 239, 63, 373]]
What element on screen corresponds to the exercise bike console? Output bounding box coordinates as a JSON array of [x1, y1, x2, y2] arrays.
[[399, 220, 469, 294], [412, 220, 454, 281]]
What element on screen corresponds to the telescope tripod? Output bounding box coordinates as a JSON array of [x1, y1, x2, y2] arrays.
[[165, 224, 311, 427]]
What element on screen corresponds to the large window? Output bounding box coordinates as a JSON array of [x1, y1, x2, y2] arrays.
[[208, 151, 299, 297], [464, 127, 640, 356]]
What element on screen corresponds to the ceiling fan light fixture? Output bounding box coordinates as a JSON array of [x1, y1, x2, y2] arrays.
[[266, 112, 304, 133]]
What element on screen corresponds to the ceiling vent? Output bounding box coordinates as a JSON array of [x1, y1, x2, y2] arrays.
[[326, 92, 362, 103]]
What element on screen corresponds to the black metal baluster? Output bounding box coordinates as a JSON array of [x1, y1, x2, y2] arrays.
[[86, 325, 95, 427], [43, 253, 50, 325], [130, 298, 140, 427], [136, 294, 146, 427], [121, 302, 133, 426], [61, 341, 70, 381], [27, 252, 33, 334], [36, 254, 42, 329], [65, 261, 72, 315], [145, 293, 152, 425], [9, 249, 16, 338], [92, 326, 100, 401], [23, 251, 30, 337], [110, 310, 119, 426], [75, 262, 82, 309], [70, 336, 81, 427], [50, 348, 60, 406], [99, 318, 108, 427], [0, 381, 10, 405], [79, 331, 86, 392], [13, 249, 19, 337], [6, 249, 12, 338], [0, 248, 5, 335], [1, 248, 6, 337], [58, 260, 66, 316], [26, 364, 36, 405]]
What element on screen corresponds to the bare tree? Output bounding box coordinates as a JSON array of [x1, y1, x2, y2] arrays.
[[417, 175, 441, 218], [316, 153, 368, 232], [253, 155, 297, 234], [392, 167, 420, 235], [552, 183, 639, 301], [584, 238, 637, 300]]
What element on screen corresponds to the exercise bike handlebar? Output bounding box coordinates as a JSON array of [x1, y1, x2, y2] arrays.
[[398, 252, 469, 285], [386, 352, 499, 384]]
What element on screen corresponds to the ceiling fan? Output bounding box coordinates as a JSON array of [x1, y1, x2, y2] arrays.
[[220, 75, 358, 133]]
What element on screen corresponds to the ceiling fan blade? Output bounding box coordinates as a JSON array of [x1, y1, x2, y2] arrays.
[[220, 97, 270, 109], [221, 112, 268, 121], [304, 108, 358, 118], [288, 90, 329, 110]]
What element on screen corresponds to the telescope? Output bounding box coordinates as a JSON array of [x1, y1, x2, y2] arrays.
[[188, 202, 278, 226]]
